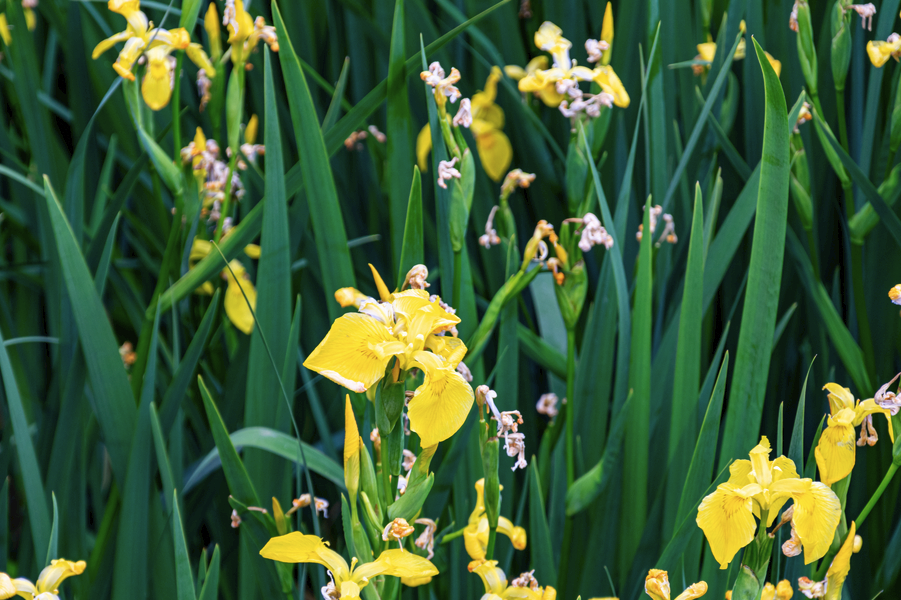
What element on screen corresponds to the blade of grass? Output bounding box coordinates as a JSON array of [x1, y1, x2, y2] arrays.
[[172, 491, 197, 600], [719, 39, 791, 466], [528, 460, 557, 586], [788, 358, 815, 471], [322, 58, 351, 132], [273, 1, 356, 318], [396, 167, 423, 286]]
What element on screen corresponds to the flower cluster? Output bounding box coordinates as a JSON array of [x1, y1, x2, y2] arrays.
[[636, 204, 677, 246], [92, 0, 216, 110], [181, 128, 251, 227]]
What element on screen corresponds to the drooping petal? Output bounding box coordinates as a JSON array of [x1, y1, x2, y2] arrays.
[[471, 560, 507, 596], [408, 352, 474, 447], [823, 383, 856, 414], [259, 533, 351, 579], [112, 36, 146, 80], [474, 127, 513, 183], [592, 66, 629, 107], [696, 483, 758, 569], [223, 260, 257, 335], [852, 399, 891, 427], [303, 313, 404, 393], [187, 43, 216, 77], [352, 549, 438, 582], [35, 559, 86, 593], [497, 516, 527, 550], [824, 522, 855, 600], [867, 40, 901, 68], [779, 479, 841, 564], [12, 578, 37, 597], [814, 409, 857, 486], [0, 573, 14, 600]]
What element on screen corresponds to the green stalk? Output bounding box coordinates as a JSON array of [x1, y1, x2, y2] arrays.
[[485, 529, 497, 560], [850, 244, 876, 377], [835, 90, 850, 153], [565, 326, 576, 486], [806, 229, 821, 281], [452, 249, 462, 310], [557, 519, 574, 600], [855, 463, 898, 529], [173, 52, 184, 159], [381, 462, 393, 509]]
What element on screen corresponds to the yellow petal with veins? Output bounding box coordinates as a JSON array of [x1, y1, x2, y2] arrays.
[[772, 478, 841, 564], [303, 313, 404, 393], [408, 351, 474, 447], [141, 50, 173, 111], [696, 483, 758, 569], [814, 408, 857, 485], [352, 549, 438, 582]]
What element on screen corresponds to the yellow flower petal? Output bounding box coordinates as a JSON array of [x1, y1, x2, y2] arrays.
[[368, 263, 392, 301], [141, 49, 173, 111], [814, 408, 857, 485], [408, 352, 474, 447], [593, 65, 629, 107], [825, 522, 855, 600], [416, 124, 432, 172], [352, 549, 439, 582], [780, 479, 841, 564], [697, 42, 717, 63], [644, 569, 670, 600], [401, 575, 433, 587], [35, 559, 86, 593], [425, 334, 467, 368], [472, 103, 505, 130], [601, 2, 614, 65], [0, 14, 10, 46], [92, 30, 133, 59], [867, 40, 901, 68], [472, 560, 507, 596], [673, 582, 708, 600], [464, 518, 489, 560], [243, 244, 261, 259], [187, 43, 216, 77], [245, 114, 259, 145], [497, 516, 526, 550], [224, 260, 256, 334], [765, 51, 781, 78], [727, 460, 753, 486], [303, 313, 404, 393], [774, 580, 793, 600], [696, 483, 758, 569], [504, 65, 527, 80], [823, 383, 856, 414], [344, 395, 360, 477], [259, 533, 351, 579], [475, 127, 513, 183]]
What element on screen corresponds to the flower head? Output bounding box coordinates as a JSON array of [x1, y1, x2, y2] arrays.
[[889, 284, 901, 305], [303, 268, 473, 447], [463, 479, 527, 561], [815, 383, 894, 485], [420, 61, 462, 106], [261, 533, 438, 600], [867, 32, 901, 67], [0, 559, 86, 600], [697, 436, 841, 569], [470, 560, 554, 600]]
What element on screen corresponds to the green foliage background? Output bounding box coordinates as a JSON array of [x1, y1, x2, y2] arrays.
[[1, 0, 901, 598]]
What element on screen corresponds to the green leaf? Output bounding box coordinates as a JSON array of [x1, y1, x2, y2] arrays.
[[786, 230, 871, 394], [173, 491, 197, 600], [322, 58, 351, 132], [111, 305, 160, 600], [243, 46, 294, 504], [45, 493, 58, 567], [386, 0, 415, 265], [517, 323, 567, 379], [789, 359, 815, 471], [272, 1, 355, 319], [178, 0, 202, 30], [197, 376, 260, 507], [666, 184, 707, 533], [0, 324, 51, 565], [396, 167, 423, 286], [720, 39, 791, 466], [137, 125, 182, 195], [198, 546, 220, 600], [42, 177, 136, 484], [150, 403, 177, 511], [565, 395, 632, 516], [528, 460, 557, 585], [465, 267, 541, 364], [387, 474, 435, 522], [622, 194, 653, 566], [184, 426, 345, 493]]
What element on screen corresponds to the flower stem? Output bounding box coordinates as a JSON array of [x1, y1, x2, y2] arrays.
[[452, 249, 462, 310], [485, 528, 497, 560], [565, 326, 576, 486], [855, 462, 898, 529], [835, 90, 850, 154], [381, 460, 394, 508]]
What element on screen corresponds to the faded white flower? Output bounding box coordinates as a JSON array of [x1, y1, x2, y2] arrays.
[[438, 157, 462, 189], [453, 98, 473, 128]]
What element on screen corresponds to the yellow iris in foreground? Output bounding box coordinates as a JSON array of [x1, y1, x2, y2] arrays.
[[815, 383, 893, 485], [464, 478, 526, 561], [260, 533, 437, 600], [304, 270, 473, 447], [92, 0, 215, 110], [696, 436, 840, 569], [516, 21, 629, 108], [470, 559, 556, 600], [417, 67, 512, 182], [644, 569, 707, 600], [0, 558, 86, 600]]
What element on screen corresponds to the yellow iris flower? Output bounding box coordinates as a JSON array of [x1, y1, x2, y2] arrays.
[[225, 0, 278, 65], [516, 21, 629, 108], [189, 238, 259, 335], [260, 533, 438, 599], [644, 569, 707, 600], [304, 282, 473, 446], [463, 479, 526, 561], [417, 67, 513, 182], [0, 558, 86, 600], [470, 559, 556, 600], [814, 383, 893, 486], [92, 0, 215, 110], [867, 34, 901, 67], [724, 580, 792, 600], [696, 436, 841, 569]]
